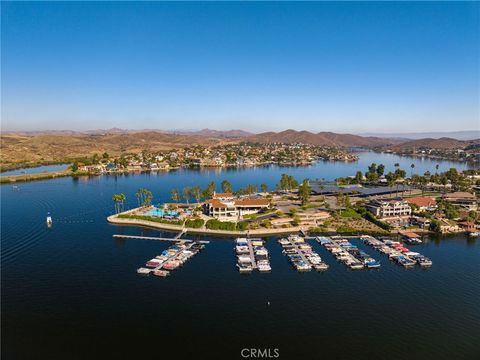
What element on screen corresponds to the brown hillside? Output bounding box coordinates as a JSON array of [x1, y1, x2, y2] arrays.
[[390, 137, 480, 150], [245, 129, 400, 147]]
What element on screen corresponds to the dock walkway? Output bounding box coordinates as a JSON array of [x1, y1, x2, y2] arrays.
[[247, 238, 258, 269], [288, 238, 310, 264], [113, 234, 209, 244]]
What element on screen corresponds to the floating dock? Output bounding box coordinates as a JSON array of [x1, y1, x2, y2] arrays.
[[235, 238, 271, 273], [136, 240, 206, 277], [361, 235, 432, 267], [113, 234, 209, 244], [279, 235, 328, 271], [316, 236, 380, 269]]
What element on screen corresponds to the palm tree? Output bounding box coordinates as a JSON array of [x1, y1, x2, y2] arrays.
[[171, 188, 180, 203], [410, 163, 415, 178], [191, 186, 202, 203], [112, 193, 126, 214], [135, 189, 142, 207], [435, 164, 439, 174], [260, 183, 268, 193], [183, 187, 191, 204], [221, 180, 232, 193], [142, 189, 152, 207]]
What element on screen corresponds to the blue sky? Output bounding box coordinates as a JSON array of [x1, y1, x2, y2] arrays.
[[2, 1, 479, 133]]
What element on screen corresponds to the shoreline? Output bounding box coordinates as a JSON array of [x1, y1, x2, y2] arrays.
[[107, 209, 401, 238]]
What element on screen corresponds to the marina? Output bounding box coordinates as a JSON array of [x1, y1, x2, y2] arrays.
[[235, 238, 271, 273], [361, 235, 433, 268], [136, 241, 206, 276], [2, 153, 477, 359], [316, 236, 380, 270], [278, 235, 329, 272]]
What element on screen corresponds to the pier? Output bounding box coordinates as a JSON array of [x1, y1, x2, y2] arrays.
[[113, 234, 209, 244], [246, 238, 258, 269], [137, 240, 207, 276], [174, 228, 188, 239], [279, 235, 328, 271]]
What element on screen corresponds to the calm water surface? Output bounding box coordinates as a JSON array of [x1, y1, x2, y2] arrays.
[[2, 153, 479, 359], [1, 163, 70, 176]]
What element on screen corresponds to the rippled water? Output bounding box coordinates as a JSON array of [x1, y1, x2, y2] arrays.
[[2, 153, 479, 359]]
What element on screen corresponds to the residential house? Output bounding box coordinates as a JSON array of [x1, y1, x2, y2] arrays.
[[406, 197, 437, 211], [365, 199, 412, 218], [203, 196, 270, 220]]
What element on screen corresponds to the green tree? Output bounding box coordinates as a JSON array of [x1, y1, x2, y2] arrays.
[[354, 171, 363, 184], [260, 183, 268, 193], [191, 186, 202, 203], [71, 161, 79, 172], [430, 219, 442, 233], [376, 164, 385, 176], [183, 187, 191, 204], [171, 188, 180, 203], [298, 178, 311, 205], [112, 193, 126, 214], [205, 181, 216, 198], [368, 163, 377, 174], [221, 180, 232, 193]]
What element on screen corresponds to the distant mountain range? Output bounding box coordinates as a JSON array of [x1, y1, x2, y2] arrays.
[[169, 128, 253, 138], [360, 130, 480, 141], [389, 137, 480, 150], [5, 128, 478, 140], [2, 128, 478, 171], [245, 129, 401, 147]]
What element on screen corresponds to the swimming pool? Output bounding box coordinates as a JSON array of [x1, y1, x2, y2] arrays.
[[144, 208, 178, 217]]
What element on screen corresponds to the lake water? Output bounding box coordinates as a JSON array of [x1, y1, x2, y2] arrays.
[[1, 152, 479, 359], [1, 163, 70, 176]]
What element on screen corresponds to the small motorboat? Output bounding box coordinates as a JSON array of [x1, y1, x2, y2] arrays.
[[46, 212, 53, 227]]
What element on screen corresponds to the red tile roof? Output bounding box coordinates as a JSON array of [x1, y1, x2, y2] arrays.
[[406, 197, 437, 207], [234, 198, 270, 206], [213, 192, 233, 198]]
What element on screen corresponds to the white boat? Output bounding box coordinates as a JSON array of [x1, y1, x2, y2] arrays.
[[46, 212, 53, 226], [136, 267, 151, 275], [468, 232, 479, 237]]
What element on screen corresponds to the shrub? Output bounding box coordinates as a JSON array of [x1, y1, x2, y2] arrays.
[[184, 218, 204, 228], [364, 212, 392, 231], [339, 208, 361, 219], [237, 221, 249, 231], [336, 225, 356, 234], [260, 220, 272, 228], [206, 219, 237, 231], [117, 214, 184, 226]]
